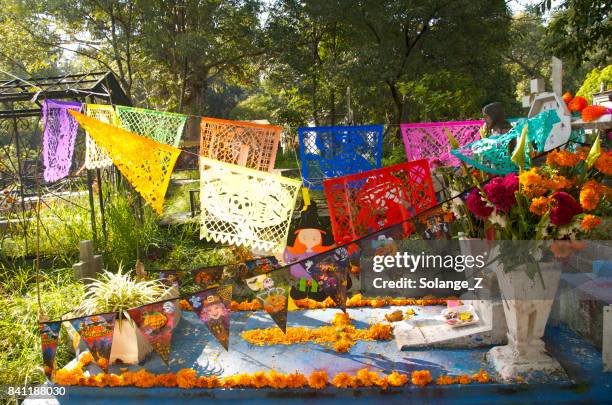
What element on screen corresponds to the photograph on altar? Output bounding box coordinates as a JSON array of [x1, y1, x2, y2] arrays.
[[0, 0, 610, 404]]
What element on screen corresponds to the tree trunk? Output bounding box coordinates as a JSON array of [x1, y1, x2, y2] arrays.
[[185, 71, 209, 114], [388, 80, 404, 137], [330, 89, 336, 126]]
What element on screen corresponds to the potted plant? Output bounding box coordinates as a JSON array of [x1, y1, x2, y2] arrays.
[[66, 265, 180, 365], [466, 131, 610, 380]]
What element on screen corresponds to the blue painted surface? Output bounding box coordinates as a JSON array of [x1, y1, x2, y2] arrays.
[[30, 308, 612, 404], [298, 125, 384, 190]]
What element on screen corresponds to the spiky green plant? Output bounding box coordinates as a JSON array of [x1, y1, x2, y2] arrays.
[[74, 266, 170, 316]]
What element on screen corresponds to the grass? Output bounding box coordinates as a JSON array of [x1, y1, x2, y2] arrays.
[[0, 265, 84, 386], [164, 181, 197, 215], [0, 178, 253, 387]]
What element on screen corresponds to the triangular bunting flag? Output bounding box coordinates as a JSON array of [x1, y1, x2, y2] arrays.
[[157, 270, 181, 290], [39, 321, 62, 378], [69, 110, 181, 214], [192, 266, 224, 289], [244, 268, 292, 332], [190, 286, 233, 350], [70, 313, 116, 371], [243, 256, 281, 278], [116, 105, 187, 147], [127, 300, 180, 364], [303, 246, 350, 311], [84, 104, 118, 169], [42, 99, 82, 182], [284, 201, 336, 304]]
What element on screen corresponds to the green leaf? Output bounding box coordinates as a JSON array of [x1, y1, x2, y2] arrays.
[[585, 134, 601, 169], [511, 123, 529, 171], [444, 128, 460, 149]]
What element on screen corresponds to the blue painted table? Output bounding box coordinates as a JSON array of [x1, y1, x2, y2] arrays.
[[24, 306, 612, 404]]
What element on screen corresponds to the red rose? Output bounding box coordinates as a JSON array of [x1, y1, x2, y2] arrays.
[[550, 192, 582, 226], [466, 188, 493, 218]]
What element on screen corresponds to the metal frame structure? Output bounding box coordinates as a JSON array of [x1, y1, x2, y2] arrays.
[[0, 71, 131, 255]]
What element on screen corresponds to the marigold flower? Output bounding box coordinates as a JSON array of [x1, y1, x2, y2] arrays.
[[356, 368, 378, 387], [208, 375, 221, 388], [594, 151, 612, 175], [221, 375, 240, 388], [548, 174, 574, 191], [333, 338, 353, 353], [436, 375, 457, 385], [471, 369, 490, 383], [92, 373, 110, 387], [96, 357, 109, 370], [332, 372, 357, 388], [581, 105, 608, 122], [581, 214, 602, 231], [546, 150, 582, 167], [155, 373, 177, 387], [580, 180, 603, 211], [119, 370, 135, 386], [54, 368, 84, 385], [78, 351, 94, 366], [568, 96, 588, 112], [251, 371, 269, 388], [132, 369, 156, 388], [107, 373, 123, 387], [370, 298, 386, 308], [458, 375, 472, 384], [195, 376, 209, 388], [386, 371, 409, 387], [267, 369, 288, 389], [331, 312, 351, 326], [529, 196, 553, 216], [550, 240, 586, 259], [519, 168, 548, 197], [366, 323, 393, 340], [562, 91, 573, 104], [285, 372, 308, 388], [308, 370, 329, 389], [176, 368, 197, 389], [237, 373, 253, 387], [411, 370, 432, 386]]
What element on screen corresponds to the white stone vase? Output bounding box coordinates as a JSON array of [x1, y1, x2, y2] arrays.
[[488, 262, 563, 380]]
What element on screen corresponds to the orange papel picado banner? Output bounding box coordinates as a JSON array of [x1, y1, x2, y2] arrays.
[[69, 110, 181, 214]]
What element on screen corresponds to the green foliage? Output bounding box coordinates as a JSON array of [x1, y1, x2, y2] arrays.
[[544, 0, 611, 68], [504, 11, 551, 99], [397, 71, 486, 122], [0, 266, 83, 385], [576, 65, 612, 103]]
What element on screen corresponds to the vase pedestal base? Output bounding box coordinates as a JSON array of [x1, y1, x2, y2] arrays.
[[488, 340, 564, 381]]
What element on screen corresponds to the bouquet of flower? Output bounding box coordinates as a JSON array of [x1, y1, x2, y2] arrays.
[[465, 132, 610, 276], [466, 134, 610, 240]]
